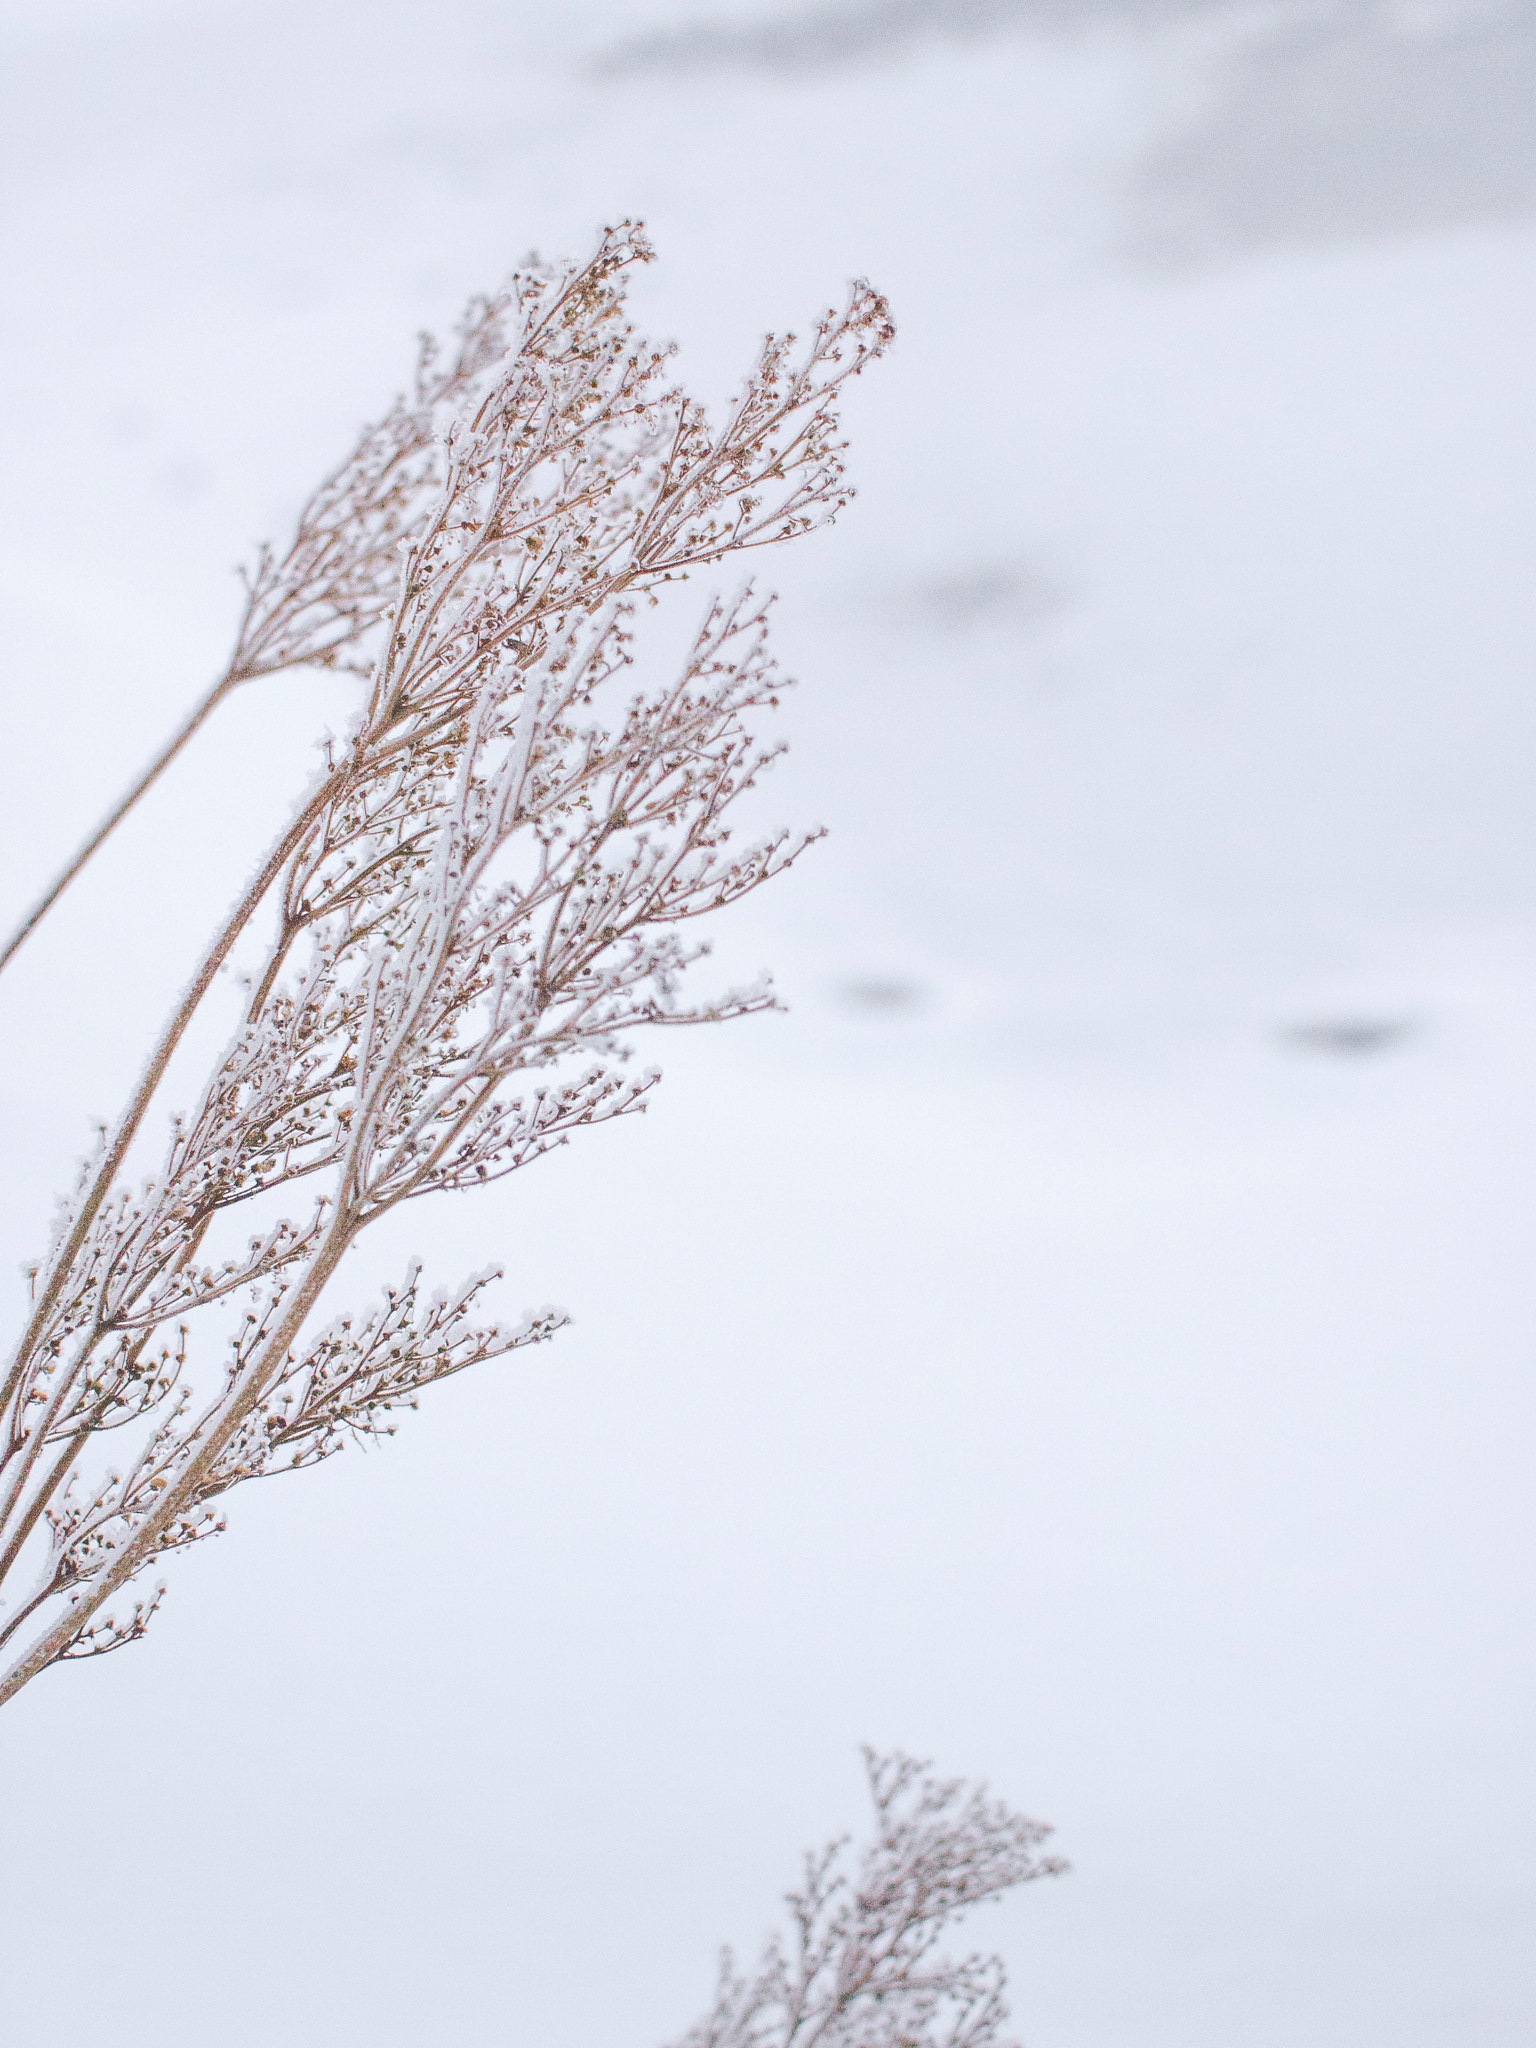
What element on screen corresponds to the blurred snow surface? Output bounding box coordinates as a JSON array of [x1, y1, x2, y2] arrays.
[[1, 2, 1534, 2043]]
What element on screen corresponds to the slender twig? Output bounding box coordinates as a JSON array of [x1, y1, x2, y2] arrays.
[[0, 672, 241, 977]]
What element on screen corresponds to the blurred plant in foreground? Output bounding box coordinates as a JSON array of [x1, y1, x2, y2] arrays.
[[672, 1751, 1067, 2048], [0, 224, 892, 1705]]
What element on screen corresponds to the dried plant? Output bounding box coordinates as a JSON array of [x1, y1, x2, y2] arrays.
[[0, 287, 518, 978], [0, 224, 892, 1706], [671, 1751, 1068, 2048]]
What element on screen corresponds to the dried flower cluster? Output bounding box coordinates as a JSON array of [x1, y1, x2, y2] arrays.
[[672, 1751, 1068, 2048], [0, 224, 892, 1706]]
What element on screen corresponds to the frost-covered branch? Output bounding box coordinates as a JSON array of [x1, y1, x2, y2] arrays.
[[0, 225, 892, 1704], [671, 1752, 1068, 2048]]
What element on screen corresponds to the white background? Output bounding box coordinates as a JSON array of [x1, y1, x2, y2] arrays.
[[1, 2, 1534, 2042]]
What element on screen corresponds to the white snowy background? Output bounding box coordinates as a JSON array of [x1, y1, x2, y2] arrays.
[[2, 1, 1534, 2042]]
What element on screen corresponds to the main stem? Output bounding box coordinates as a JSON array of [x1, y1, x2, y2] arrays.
[[0, 1209, 359, 1706], [0, 760, 349, 1430], [0, 669, 242, 979]]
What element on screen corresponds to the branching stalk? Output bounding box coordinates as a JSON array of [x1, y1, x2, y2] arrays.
[[669, 1751, 1067, 2048], [0, 223, 892, 1705]]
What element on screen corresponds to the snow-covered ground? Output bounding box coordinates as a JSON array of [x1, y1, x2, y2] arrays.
[[2, 2, 1534, 2041]]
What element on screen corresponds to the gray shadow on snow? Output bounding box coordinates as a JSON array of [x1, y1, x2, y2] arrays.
[[593, 0, 1536, 260], [1280, 1017, 1418, 1057], [1132, 1, 1536, 263], [835, 976, 928, 1012], [591, 0, 1242, 78], [912, 561, 1070, 633], [848, 561, 1070, 640]]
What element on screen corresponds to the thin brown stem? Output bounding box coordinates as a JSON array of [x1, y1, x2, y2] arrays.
[[0, 669, 241, 979]]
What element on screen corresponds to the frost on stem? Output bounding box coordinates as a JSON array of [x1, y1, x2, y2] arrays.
[[0, 223, 893, 1705], [672, 1752, 1068, 2048]]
